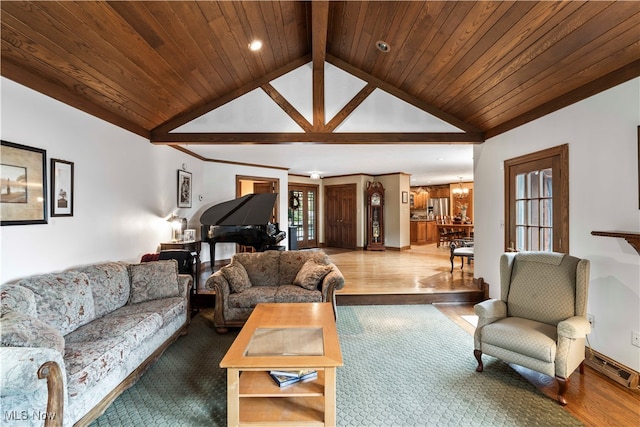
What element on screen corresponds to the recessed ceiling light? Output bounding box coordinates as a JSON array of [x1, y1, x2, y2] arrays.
[[375, 40, 390, 53], [248, 40, 262, 51]]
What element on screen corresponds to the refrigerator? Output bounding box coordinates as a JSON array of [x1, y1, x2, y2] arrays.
[[428, 198, 449, 218]]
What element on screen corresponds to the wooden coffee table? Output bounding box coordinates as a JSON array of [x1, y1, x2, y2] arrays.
[[220, 302, 343, 426]]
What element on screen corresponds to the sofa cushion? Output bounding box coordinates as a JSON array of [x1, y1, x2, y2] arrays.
[[221, 259, 251, 293], [293, 259, 332, 290], [228, 286, 277, 309], [115, 297, 187, 327], [76, 262, 130, 318], [274, 285, 323, 303], [1, 284, 37, 317], [481, 317, 557, 363], [65, 311, 162, 349], [17, 271, 96, 335], [128, 260, 180, 304], [235, 251, 280, 287], [64, 336, 128, 398], [507, 253, 579, 325], [279, 251, 331, 286], [0, 312, 65, 356]]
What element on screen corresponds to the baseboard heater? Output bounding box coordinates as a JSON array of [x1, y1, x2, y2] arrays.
[[584, 347, 639, 390]]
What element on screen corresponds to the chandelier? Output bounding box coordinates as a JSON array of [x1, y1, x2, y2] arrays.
[[452, 178, 469, 199]]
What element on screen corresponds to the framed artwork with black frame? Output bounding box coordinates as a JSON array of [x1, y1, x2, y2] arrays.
[[177, 169, 192, 208], [51, 158, 74, 217], [1, 140, 47, 226]]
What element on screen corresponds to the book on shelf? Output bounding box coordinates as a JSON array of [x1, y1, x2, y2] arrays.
[[269, 370, 318, 387]]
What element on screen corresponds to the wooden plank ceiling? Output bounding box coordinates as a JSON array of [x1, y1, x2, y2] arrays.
[[2, 1, 639, 146]]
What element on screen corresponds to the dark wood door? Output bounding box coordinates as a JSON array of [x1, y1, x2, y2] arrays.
[[325, 184, 357, 249]]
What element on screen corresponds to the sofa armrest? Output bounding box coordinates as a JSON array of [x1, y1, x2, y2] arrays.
[[1, 346, 67, 426], [205, 272, 233, 330], [474, 299, 506, 321], [473, 299, 507, 349], [320, 264, 345, 319], [556, 316, 591, 379], [558, 316, 591, 338], [0, 347, 66, 397], [177, 274, 193, 299], [205, 271, 231, 298], [320, 264, 345, 298]]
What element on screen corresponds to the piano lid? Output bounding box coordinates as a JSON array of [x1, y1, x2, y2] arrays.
[[200, 193, 278, 226]]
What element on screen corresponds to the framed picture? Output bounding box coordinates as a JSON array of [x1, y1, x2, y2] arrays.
[[402, 191, 408, 204], [177, 170, 192, 208], [51, 159, 74, 217], [1, 140, 47, 226]]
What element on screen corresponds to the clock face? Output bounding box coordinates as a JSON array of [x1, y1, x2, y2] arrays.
[[371, 193, 381, 206]]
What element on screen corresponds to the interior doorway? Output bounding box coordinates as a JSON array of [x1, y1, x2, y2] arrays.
[[288, 184, 319, 249]]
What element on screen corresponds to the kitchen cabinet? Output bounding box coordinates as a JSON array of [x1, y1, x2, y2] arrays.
[[411, 220, 433, 245], [410, 189, 428, 210], [411, 220, 438, 245], [426, 221, 437, 244]]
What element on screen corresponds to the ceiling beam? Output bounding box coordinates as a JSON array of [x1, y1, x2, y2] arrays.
[[261, 83, 313, 132], [312, 1, 329, 131], [151, 132, 484, 144], [325, 83, 376, 132], [151, 54, 312, 137]]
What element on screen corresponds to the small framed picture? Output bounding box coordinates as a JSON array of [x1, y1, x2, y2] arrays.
[[183, 229, 196, 242], [402, 191, 408, 204], [177, 170, 192, 208], [51, 159, 74, 217], [1, 140, 47, 226]]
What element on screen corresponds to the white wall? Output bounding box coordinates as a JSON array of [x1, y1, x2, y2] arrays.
[[0, 78, 286, 282], [377, 173, 411, 249], [473, 78, 640, 371], [197, 163, 289, 263]]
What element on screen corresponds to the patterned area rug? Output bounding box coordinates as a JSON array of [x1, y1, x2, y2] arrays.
[[91, 305, 582, 426]]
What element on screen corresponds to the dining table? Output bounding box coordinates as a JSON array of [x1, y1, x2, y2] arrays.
[[437, 223, 474, 238]]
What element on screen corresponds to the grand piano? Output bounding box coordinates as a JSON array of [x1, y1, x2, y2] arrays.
[[200, 193, 286, 270]]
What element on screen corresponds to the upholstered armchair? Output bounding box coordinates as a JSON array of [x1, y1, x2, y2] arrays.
[[473, 252, 590, 405]]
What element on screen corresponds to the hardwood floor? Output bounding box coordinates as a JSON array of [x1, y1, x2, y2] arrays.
[[198, 244, 640, 426]]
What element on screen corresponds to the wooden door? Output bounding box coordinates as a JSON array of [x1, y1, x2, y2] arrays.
[[325, 184, 357, 249]]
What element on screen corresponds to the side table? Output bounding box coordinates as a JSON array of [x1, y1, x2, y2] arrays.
[[159, 241, 202, 290]]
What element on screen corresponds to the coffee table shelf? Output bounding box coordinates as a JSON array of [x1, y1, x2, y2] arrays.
[[221, 303, 342, 427], [239, 370, 325, 397], [239, 395, 325, 425]]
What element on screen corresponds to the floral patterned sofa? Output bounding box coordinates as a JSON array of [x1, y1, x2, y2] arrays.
[[205, 250, 345, 333], [0, 260, 191, 427]]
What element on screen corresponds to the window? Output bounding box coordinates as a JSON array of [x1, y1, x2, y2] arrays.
[[505, 145, 568, 253]]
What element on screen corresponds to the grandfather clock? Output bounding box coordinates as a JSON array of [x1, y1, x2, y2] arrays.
[[366, 181, 385, 251]]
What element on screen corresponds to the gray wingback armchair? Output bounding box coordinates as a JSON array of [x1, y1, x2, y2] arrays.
[[473, 251, 590, 405]]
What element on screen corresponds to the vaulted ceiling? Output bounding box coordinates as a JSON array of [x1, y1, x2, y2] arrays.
[[2, 1, 639, 182]]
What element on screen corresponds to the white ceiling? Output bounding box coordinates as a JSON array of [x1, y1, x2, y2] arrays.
[[176, 62, 475, 186], [185, 143, 474, 185]]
